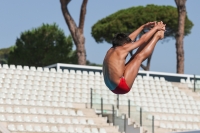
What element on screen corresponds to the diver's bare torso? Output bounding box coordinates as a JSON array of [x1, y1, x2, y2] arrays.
[[103, 22, 165, 93], [103, 46, 128, 90]]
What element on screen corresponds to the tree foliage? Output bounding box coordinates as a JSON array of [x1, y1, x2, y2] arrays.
[[0, 47, 14, 64], [86, 60, 102, 67], [91, 4, 193, 44], [8, 24, 77, 67]]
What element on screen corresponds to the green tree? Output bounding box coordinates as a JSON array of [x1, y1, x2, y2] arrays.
[[8, 23, 77, 67], [0, 46, 15, 64], [86, 60, 102, 67], [91, 4, 193, 71]]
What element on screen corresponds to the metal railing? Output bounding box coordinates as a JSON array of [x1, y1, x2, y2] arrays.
[[193, 75, 200, 92], [90, 88, 155, 133]]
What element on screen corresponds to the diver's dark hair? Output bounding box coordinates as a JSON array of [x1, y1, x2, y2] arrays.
[[112, 33, 132, 47]]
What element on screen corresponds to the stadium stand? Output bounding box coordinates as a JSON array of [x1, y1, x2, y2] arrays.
[[91, 74, 200, 133], [0, 64, 120, 133], [0, 63, 200, 133]]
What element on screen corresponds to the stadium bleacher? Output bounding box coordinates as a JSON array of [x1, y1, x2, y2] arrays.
[[0, 64, 120, 133], [91, 74, 200, 133], [0, 63, 200, 133]]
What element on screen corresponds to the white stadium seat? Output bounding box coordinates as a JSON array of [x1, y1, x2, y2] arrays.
[[0, 115, 6, 121], [40, 117, 47, 123], [64, 118, 71, 124], [58, 126, 66, 132], [1, 65, 200, 133], [25, 125, 34, 132], [33, 125, 42, 132], [17, 125, 25, 132], [42, 125, 50, 132], [67, 126, 75, 133], [76, 127, 83, 133]]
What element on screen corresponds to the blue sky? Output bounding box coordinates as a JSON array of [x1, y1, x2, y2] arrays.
[[0, 0, 200, 75]]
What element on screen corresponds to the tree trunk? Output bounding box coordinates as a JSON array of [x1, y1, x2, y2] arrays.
[[140, 54, 152, 71], [129, 51, 152, 71], [60, 0, 88, 65], [76, 34, 86, 65], [175, 0, 186, 74]]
